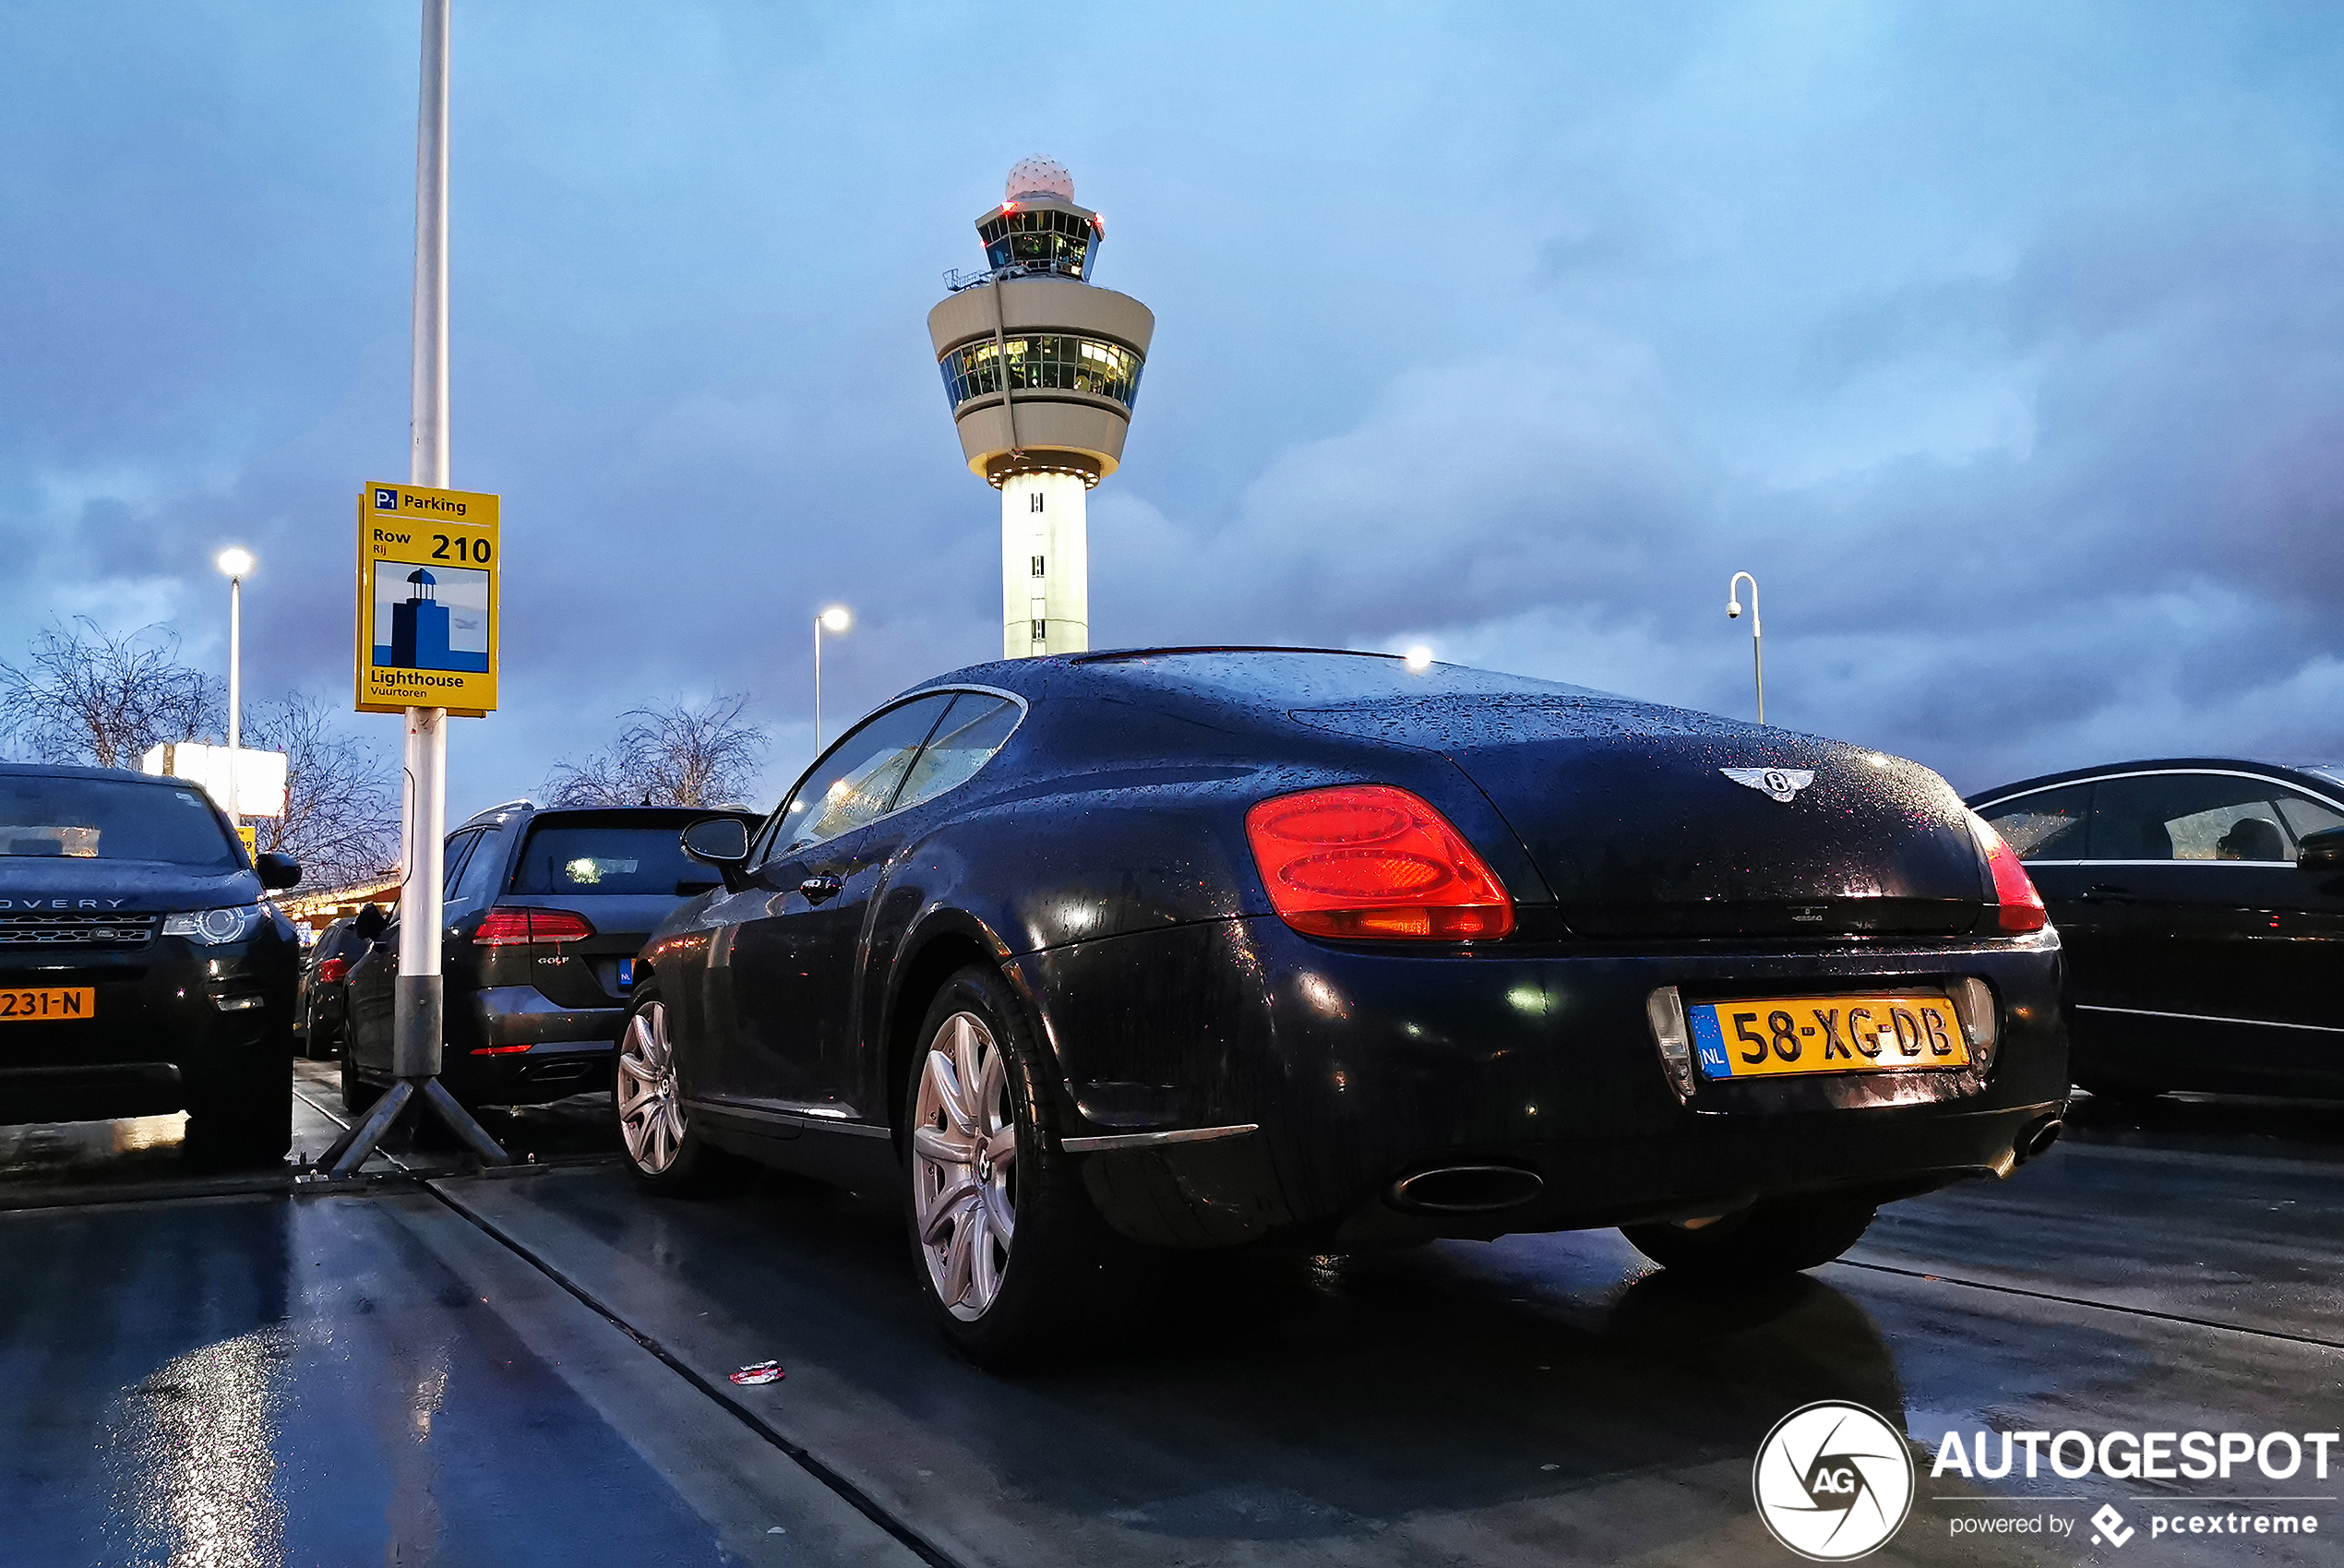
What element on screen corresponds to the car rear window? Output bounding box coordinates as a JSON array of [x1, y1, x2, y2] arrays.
[[508, 822, 715, 896], [0, 775, 240, 868]]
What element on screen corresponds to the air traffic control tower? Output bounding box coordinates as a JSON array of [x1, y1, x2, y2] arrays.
[[928, 158, 1154, 658]]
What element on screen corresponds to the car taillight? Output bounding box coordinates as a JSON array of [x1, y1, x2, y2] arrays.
[[474, 906, 597, 946], [1245, 784, 1514, 940], [1968, 814, 2048, 934], [317, 957, 348, 984]]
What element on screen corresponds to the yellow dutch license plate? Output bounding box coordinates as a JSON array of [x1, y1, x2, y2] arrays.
[[1692, 994, 1969, 1080], [0, 987, 95, 1023]]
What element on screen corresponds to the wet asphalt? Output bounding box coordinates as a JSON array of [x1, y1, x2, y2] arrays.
[[0, 1064, 2338, 1567]]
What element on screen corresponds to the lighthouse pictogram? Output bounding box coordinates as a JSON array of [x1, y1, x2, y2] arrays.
[[389, 569, 449, 669]]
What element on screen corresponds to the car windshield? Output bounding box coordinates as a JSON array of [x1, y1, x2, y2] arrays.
[[0, 775, 240, 868], [508, 821, 723, 897]]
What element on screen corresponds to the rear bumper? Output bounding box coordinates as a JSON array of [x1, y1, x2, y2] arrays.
[[441, 985, 621, 1106], [1013, 916, 2069, 1250]]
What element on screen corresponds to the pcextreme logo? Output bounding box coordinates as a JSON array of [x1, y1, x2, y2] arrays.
[[1752, 1401, 1917, 1561]]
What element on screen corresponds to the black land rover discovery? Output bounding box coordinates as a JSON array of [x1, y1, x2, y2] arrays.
[[0, 762, 303, 1162]]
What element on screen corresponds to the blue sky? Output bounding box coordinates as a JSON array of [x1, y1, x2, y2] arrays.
[[4, 1, 2340, 815]]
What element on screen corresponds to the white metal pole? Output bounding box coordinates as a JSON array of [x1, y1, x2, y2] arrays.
[[226, 574, 241, 832], [317, 0, 505, 1175], [396, 0, 451, 1081]]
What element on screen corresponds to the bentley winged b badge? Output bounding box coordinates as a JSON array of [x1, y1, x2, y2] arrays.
[[1722, 767, 1815, 804]]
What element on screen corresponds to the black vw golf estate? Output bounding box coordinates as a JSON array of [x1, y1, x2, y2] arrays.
[[341, 801, 759, 1110], [618, 650, 2068, 1364], [0, 761, 302, 1162]]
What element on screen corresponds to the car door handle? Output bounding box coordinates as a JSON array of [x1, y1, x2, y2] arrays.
[[2083, 883, 2134, 901], [798, 875, 844, 904]]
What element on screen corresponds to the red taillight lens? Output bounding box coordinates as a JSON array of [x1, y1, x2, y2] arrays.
[[1969, 815, 2048, 934], [1245, 784, 1514, 940], [474, 906, 597, 946], [317, 957, 348, 984]]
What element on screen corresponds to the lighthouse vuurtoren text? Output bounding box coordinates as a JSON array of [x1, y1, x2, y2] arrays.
[[927, 158, 1155, 659]]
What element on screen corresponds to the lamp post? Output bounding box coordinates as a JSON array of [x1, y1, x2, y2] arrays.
[[215, 547, 254, 832], [1727, 570, 1764, 724], [813, 604, 851, 749]]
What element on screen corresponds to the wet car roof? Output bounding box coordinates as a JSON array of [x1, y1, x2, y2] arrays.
[[1968, 757, 2344, 805]]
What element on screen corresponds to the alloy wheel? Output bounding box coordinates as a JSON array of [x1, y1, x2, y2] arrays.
[[911, 1010, 1017, 1320], [617, 1001, 687, 1174]]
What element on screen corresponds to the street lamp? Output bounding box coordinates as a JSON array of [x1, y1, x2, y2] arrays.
[[1727, 570, 1764, 724], [1403, 644, 1434, 672], [216, 547, 254, 832], [813, 604, 852, 749]]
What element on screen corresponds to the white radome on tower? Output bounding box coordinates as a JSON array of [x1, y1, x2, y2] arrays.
[[1005, 156, 1074, 203]]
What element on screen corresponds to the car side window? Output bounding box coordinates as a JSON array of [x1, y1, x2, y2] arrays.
[[2090, 773, 2305, 862], [891, 694, 1022, 815], [764, 694, 955, 860], [441, 830, 481, 896], [1982, 784, 2092, 861], [2277, 791, 2344, 844], [454, 827, 507, 904]]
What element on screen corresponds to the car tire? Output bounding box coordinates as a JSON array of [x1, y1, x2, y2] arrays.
[[184, 1038, 294, 1167], [902, 964, 1122, 1369], [1621, 1196, 1878, 1279], [614, 988, 734, 1194], [341, 1047, 383, 1116]]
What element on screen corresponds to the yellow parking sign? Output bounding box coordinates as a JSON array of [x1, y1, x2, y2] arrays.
[[354, 482, 499, 715]]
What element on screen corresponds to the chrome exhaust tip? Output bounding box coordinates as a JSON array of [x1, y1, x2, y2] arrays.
[[2016, 1115, 2063, 1163], [1389, 1164, 1545, 1213]]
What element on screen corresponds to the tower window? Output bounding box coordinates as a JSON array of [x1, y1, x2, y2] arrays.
[[938, 335, 1143, 410], [1031, 620, 1046, 642], [1030, 492, 1045, 513], [1031, 556, 1046, 577]]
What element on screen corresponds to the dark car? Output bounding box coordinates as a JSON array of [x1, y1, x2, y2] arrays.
[[293, 905, 385, 1060], [342, 802, 759, 1111], [0, 761, 303, 1161], [614, 649, 2068, 1365], [1969, 758, 2344, 1101]]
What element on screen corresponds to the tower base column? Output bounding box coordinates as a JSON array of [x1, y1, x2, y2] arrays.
[[1000, 471, 1090, 658]]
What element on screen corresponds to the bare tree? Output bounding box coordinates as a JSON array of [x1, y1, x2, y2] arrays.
[[0, 617, 221, 768], [245, 692, 401, 887], [544, 695, 768, 808]]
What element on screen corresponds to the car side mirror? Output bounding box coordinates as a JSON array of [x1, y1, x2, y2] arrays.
[[257, 851, 302, 890], [681, 817, 752, 891], [352, 903, 389, 941], [2299, 827, 2344, 870]]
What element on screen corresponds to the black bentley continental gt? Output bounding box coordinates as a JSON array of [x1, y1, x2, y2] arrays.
[[617, 649, 2068, 1364]]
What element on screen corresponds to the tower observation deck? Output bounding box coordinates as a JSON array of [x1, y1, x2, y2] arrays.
[[927, 158, 1155, 658]]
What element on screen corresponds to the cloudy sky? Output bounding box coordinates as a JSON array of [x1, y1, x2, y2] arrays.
[[4, 0, 2339, 815]]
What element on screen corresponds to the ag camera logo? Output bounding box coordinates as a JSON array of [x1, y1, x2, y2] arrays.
[[1753, 1401, 1916, 1560]]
